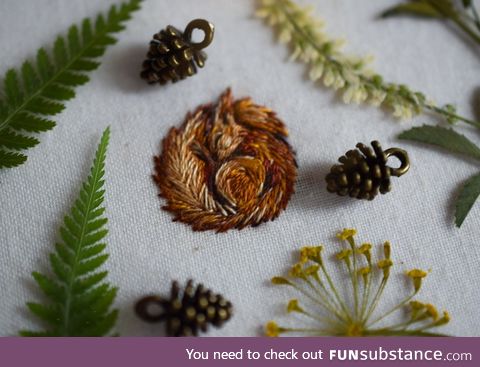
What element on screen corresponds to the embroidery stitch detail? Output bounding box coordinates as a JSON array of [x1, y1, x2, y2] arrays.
[[154, 89, 297, 232]]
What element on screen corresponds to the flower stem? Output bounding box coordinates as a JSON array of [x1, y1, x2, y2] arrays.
[[363, 276, 388, 324], [319, 262, 353, 322], [303, 277, 348, 323], [427, 0, 480, 46], [282, 327, 335, 336], [312, 273, 349, 320], [451, 15, 480, 45], [471, 5, 480, 31], [365, 329, 448, 337], [292, 283, 347, 325], [348, 238, 360, 320], [367, 292, 416, 327], [301, 308, 345, 331], [360, 271, 372, 321], [426, 105, 480, 129]]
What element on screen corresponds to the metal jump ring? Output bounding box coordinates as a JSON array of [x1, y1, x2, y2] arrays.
[[135, 295, 165, 322], [384, 148, 410, 177], [184, 19, 215, 50]]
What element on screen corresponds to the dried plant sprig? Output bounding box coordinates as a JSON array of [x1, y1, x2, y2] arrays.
[[256, 0, 479, 129], [265, 229, 450, 337], [381, 0, 480, 46]]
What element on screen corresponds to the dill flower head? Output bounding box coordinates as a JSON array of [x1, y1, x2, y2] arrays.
[[337, 228, 357, 241], [265, 229, 450, 337]]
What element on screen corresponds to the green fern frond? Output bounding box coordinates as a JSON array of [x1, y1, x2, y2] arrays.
[[20, 127, 118, 336], [0, 0, 142, 169]]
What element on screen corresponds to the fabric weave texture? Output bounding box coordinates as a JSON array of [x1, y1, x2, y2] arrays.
[[0, 0, 479, 336]]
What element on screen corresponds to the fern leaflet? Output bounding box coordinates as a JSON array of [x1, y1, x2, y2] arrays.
[[20, 127, 118, 336], [0, 0, 141, 169]]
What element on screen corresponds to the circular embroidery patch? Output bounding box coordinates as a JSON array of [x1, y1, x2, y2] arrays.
[[154, 89, 297, 232]]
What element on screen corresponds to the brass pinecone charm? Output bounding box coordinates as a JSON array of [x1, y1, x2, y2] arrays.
[[135, 280, 233, 336], [326, 141, 410, 200], [141, 19, 214, 85]]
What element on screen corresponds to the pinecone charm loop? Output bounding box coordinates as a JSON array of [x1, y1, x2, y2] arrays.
[[326, 141, 410, 200], [141, 19, 215, 85], [135, 280, 233, 336]]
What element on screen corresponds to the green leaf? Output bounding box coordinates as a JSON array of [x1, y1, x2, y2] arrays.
[[0, 129, 39, 151], [80, 243, 107, 260], [22, 128, 118, 337], [77, 309, 118, 337], [26, 303, 62, 326], [19, 330, 56, 337], [0, 150, 27, 168], [21, 61, 40, 93], [25, 97, 65, 115], [455, 173, 480, 227], [53, 36, 69, 67], [71, 59, 100, 71], [71, 284, 109, 312], [54, 243, 75, 267], [42, 84, 75, 101], [9, 113, 56, 133], [4, 69, 23, 107], [50, 253, 71, 282], [0, 0, 142, 170], [55, 71, 89, 87], [68, 26, 81, 56], [36, 48, 54, 81], [82, 229, 108, 247], [73, 272, 108, 294], [77, 254, 109, 276], [32, 272, 64, 303], [399, 125, 480, 160], [381, 2, 442, 18]]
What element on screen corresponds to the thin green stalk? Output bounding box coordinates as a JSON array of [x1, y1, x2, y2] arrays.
[[450, 14, 480, 44], [471, 5, 480, 30], [427, 105, 480, 128], [363, 276, 388, 324], [284, 328, 337, 336], [291, 283, 347, 325], [367, 292, 417, 327], [359, 273, 372, 322], [382, 317, 422, 331], [359, 255, 373, 321], [303, 277, 348, 323], [427, 0, 480, 45], [312, 272, 344, 313], [319, 263, 353, 322], [300, 308, 345, 331], [365, 329, 447, 337], [347, 238, 360, 320], [342, 256, 360, 321]]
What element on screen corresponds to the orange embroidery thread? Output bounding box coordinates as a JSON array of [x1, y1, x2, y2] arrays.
[[154, 89, 297, 232]]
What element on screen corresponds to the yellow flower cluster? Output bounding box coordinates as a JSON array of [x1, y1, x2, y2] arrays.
[[265, 229, 449, 337]]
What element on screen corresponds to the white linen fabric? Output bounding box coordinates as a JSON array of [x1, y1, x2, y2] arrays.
[[1, 0, 480, 336]]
